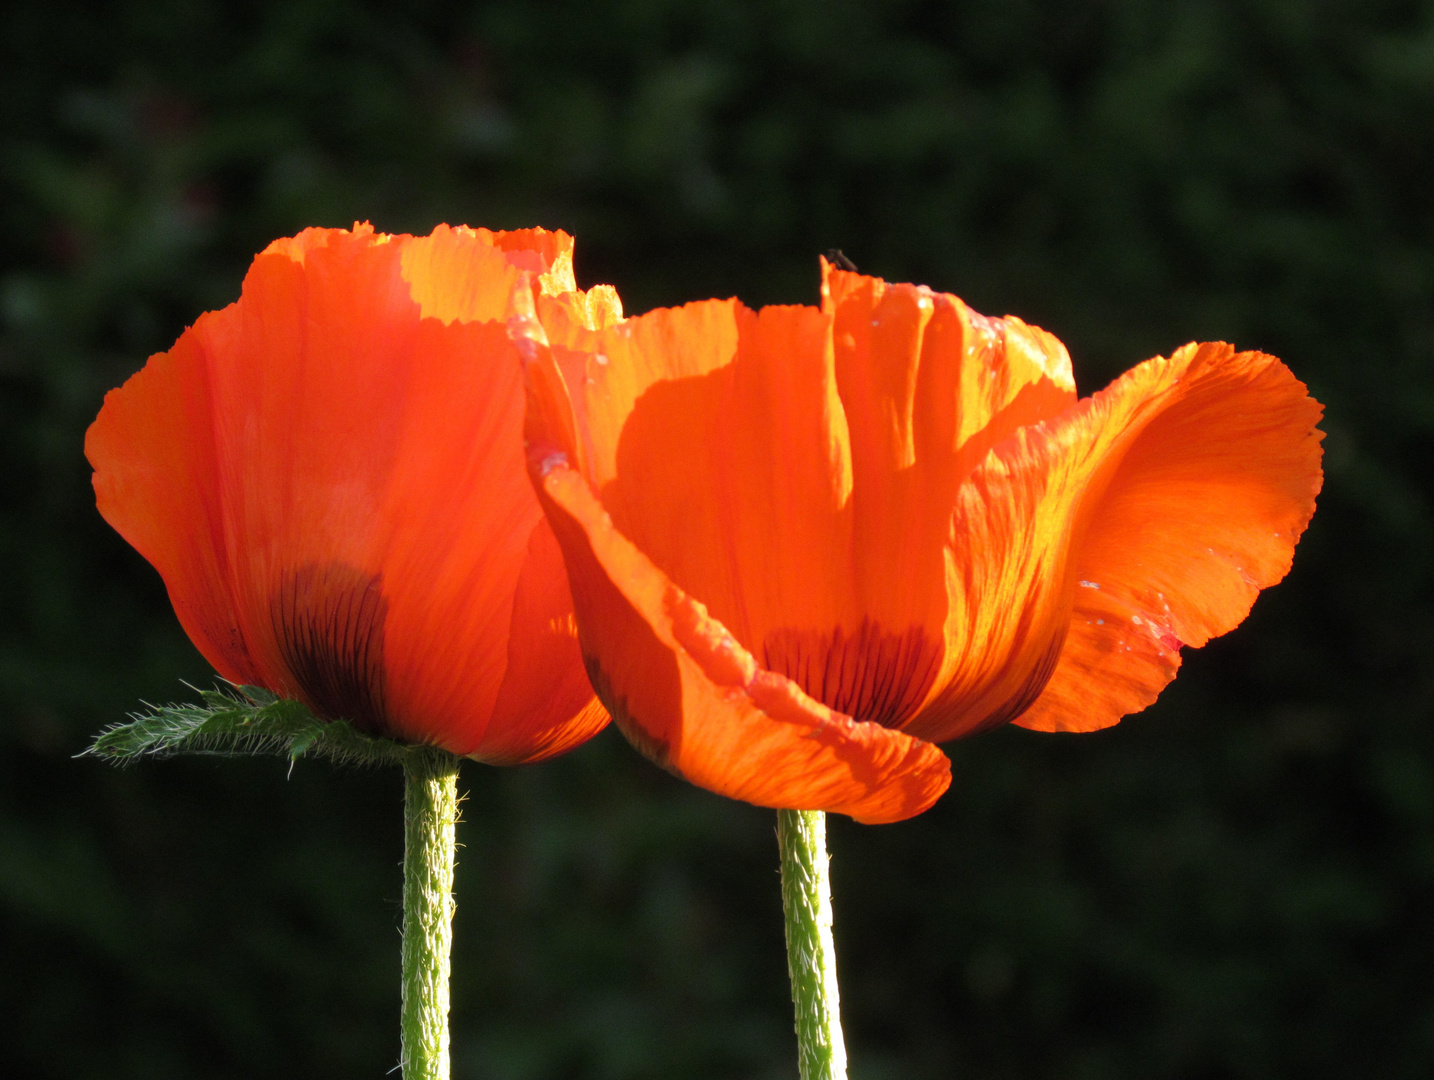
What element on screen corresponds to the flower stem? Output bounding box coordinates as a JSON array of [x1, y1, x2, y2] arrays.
[[777, 808, 848, 1080], [401, 748, 461, 1080]]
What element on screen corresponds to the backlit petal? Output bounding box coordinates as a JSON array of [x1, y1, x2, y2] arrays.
[[817, 265, 1081, 716], [1014, 343, 1324, 733], [479, 519, 610, 764], [366, 314, 549, 753], [905, 341, 1323, 742], [822, 259, 1076, 477], [595, 302, 857, 651], [399, 224, 578, 324], [87, 331, 259, 686]]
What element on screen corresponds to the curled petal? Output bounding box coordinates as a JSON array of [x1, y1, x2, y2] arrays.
[[906, 341, 1323, 741], [1014, 343, 1324, 733]]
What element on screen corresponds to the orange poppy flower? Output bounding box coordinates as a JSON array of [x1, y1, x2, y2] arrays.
[[86, 223, 616, 762], [517, 259, 1324, 823]]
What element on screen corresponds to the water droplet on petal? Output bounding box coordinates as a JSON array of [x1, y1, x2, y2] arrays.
[[537, 451, 570, 477]]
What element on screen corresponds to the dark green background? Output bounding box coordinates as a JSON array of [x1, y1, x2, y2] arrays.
[[3, 1, 1430, 1076]]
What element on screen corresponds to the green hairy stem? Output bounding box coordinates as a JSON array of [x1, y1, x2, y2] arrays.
[[400, 748, 461, 1080], [777, 808, 848, 1080]]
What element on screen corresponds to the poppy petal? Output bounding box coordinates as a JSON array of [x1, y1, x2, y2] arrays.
[[399, 224, 578, 325], [548, 298, 742, 492], [1014, 343, 1324, 733], [87, 332, 259, 686], [521, 337, 951, 823], [192, 229, 435, 704], [898, 412, 1096, 742], [822, 259, 1077, 477], [480, 519, 611, 765], [787, 266, 1081, 723], [368, 316, 548, 751], [905, 341, 1323, 742], [536, 298, 855, 651]]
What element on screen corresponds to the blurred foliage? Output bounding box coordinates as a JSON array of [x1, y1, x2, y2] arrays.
[[3, 0, 1433, 1076]]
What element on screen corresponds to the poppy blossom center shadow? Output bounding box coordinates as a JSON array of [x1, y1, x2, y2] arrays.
[[762, 620, 940, 729], [272, 562, 390, 735]]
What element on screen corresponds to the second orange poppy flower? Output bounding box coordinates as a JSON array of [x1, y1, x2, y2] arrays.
[[518, 259, 1324, 824]]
